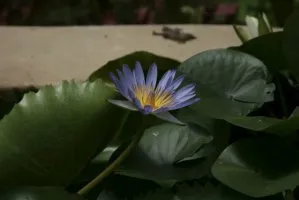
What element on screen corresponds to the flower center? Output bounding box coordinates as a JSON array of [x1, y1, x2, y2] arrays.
[[133, 86, 173, 111]]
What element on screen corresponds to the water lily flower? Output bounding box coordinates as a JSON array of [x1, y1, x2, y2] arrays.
[[233, 12, 272, 43], [108, 62, 200, 125]]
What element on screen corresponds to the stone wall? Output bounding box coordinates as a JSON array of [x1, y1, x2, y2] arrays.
[[0, 25, 241, 87]]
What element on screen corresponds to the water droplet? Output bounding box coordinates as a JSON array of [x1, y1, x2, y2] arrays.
[[152, 132, 159, 136]]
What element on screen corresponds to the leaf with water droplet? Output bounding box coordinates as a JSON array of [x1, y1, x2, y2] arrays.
[[225, 107, 299, 135]]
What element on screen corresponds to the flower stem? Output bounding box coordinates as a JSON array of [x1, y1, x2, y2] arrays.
[[111, 111, 130, 142], [77, 116, 145, 196]]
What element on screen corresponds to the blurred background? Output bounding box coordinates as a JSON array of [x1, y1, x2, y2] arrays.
[[0, 0, 297, 27]]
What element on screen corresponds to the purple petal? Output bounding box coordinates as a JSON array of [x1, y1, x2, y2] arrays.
[[153, 107, 170, 114], [132, 96, 143, 110], [127, 89, 144, 110], [110, 72, 130, 98], [122, 64, 137, 88], [164, 70, 177, 90], [109, 72, 121, 89], [173, 84, 196, 100], [166, 74, 184, 91], [143, 105, 153, 115], [146, 63, 158, 89], [153, 112, 186, 125], [133, 62, 145, 86], [169, 98, 200, 110], [127, 88, 137, 102], [108, 99, 138, 111], [116, 69, 124, 84], [176, 93, 197, 103], [116, 69, 132, 100], [156, 70, 173, 94]]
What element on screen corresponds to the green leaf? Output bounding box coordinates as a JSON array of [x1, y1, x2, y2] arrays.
[[134, 182, 258, 200], [116, 122, 213, 180], [139, 123, 213, 164], [0, 86, 38, 120], [236, 32, 287, 73], [88, 51, 181, 82], [115, 108, 230, 182], [0, 187, 85, 200], [178, 49, 275, 119], [0, 80, 126, 188], [212, 137, 299, 197], [97, 190, 118, 200], [226, 107, 299, 135], [283, 9, 299, 81], [72, 112, 159, 186]]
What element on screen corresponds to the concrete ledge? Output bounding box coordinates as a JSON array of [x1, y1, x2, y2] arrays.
[[0, 25, 241, 87]]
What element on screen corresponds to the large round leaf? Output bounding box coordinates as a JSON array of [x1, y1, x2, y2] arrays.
[[115, 108, 230, 182], [97, 183, 282, 200], [283, 9, 299, 81], [226, 107, 299, 135], [0, 86, 38, 120], [70, 113, 161, 187], [212, 137, 299, 197], [116, 122, 212, 181], [0, 187, 85, 200], [178, 49, 275, 119], [134, 183, 259, 200], [0, 80, 125, 188], [88, 51, 181, 82], [235, 32, 287, 73]]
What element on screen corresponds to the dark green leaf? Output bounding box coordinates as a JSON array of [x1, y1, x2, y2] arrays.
[[116, 122, 212, 181], [72, 112, 159, 186], [97, 190, 118, 200], [0, 187, 85, 200], [212, 137, 299, 197], [0, 80, 126, 188], [283, 9, 299, 81], [226, 107, 299, 135], [178, 49, 275, 119], [236, 32, 287, 73], [88, 51, 181, 82], [0, 86, 38, 120], [115, 108, 230, 182], [134, 182, 258, 200]]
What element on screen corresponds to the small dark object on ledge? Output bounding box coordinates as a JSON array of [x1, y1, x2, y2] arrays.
[[152, 26, 196, 43]]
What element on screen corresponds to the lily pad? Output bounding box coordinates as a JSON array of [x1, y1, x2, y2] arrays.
[[116, 122, 212, 180], [212, 137, 299, 197], [134, 182, 258, 200], [235, 32, 287, 73], [178, 49, 275, 119], [88, 51, 180, 82], [0, 187, 85, 200], [226, 107, 299, 135], [115, 108, 230, 182], [0, 80, 125, 188]]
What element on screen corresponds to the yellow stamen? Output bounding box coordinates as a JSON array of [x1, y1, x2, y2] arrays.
[[134, 86, 173, 110]]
